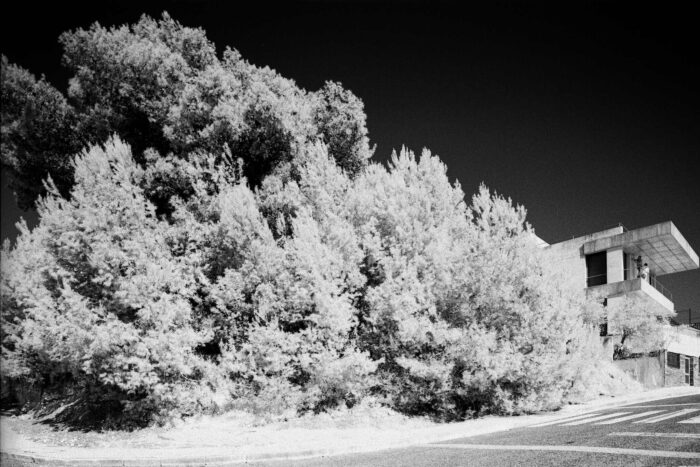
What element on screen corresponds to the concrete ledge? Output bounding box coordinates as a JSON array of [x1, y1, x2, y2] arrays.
[[586, 278, 674, 313]]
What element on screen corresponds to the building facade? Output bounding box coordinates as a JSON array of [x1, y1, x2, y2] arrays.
[[538, 221, 700, 387]]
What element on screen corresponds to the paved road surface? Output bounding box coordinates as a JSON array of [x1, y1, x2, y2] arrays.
[[247, 394, 700, 467]]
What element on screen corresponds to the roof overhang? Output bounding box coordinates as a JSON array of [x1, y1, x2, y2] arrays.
[[582, 221, 699, 276]]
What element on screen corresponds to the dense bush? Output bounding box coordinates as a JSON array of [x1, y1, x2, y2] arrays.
[[2, 13, 607, 427], [1, 137, 603, 426], [346, 157, 603, 418], [1, 139, 212, 426]]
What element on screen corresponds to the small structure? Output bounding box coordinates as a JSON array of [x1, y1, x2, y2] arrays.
[[538, 221, 700, 387]]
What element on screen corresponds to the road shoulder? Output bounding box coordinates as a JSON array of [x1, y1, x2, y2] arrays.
[[1, 386, 698, 466]]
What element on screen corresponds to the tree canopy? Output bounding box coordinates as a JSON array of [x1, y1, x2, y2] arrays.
[[1, 13, 373, 210], [1, 13, 615, 428], [607, 296, 674, 359]]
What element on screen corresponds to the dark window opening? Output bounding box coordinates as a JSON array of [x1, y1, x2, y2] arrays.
[[667, 352, 681, 369], [586, 251, 607, 287]]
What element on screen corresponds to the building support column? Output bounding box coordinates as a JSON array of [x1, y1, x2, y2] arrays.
[[607, 246, 624, 283]]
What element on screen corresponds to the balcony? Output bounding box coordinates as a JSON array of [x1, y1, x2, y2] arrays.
[[586, 272, 672, 301], [581, 221, 699, 314], [586, 277, 674, 314], [626, 271, 673, 301]]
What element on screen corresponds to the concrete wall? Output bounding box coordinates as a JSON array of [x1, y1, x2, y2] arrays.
[[607, 247, 624, 283], [663, 350, 698, 387], [587, 279, 674, 315], [614, 354, 665, 388], [664, 325, 700, 357], [542, 240, 587, 290], [614, 352, 698, 388], [543, 226, 624, 291]]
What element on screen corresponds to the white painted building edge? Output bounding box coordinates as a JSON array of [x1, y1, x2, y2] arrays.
[[664, 325, 700, 357]]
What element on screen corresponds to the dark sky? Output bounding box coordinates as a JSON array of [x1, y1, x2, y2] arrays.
[[1, 1, 699, 311]]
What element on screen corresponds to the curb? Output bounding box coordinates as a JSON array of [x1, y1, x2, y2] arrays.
[[2, 387, 698, 466], [561, 386, 700, 414]]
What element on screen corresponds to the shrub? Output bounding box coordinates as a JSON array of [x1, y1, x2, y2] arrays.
[[1, 138, 210, 426]]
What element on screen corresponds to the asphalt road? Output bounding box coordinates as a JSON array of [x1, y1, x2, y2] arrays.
[[248, 394, 700, 467]]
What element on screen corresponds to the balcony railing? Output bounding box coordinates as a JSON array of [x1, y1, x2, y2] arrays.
[[647, 275, 673, 301], [586, 273, 607, 288], [585, 273, 673, 302], [623, 268, 673, 301]]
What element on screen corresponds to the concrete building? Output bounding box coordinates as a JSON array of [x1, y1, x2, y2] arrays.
[[538, 221, 700, 388]]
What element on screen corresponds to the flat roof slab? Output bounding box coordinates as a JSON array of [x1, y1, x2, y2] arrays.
[[583, 221, 699, 276]]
